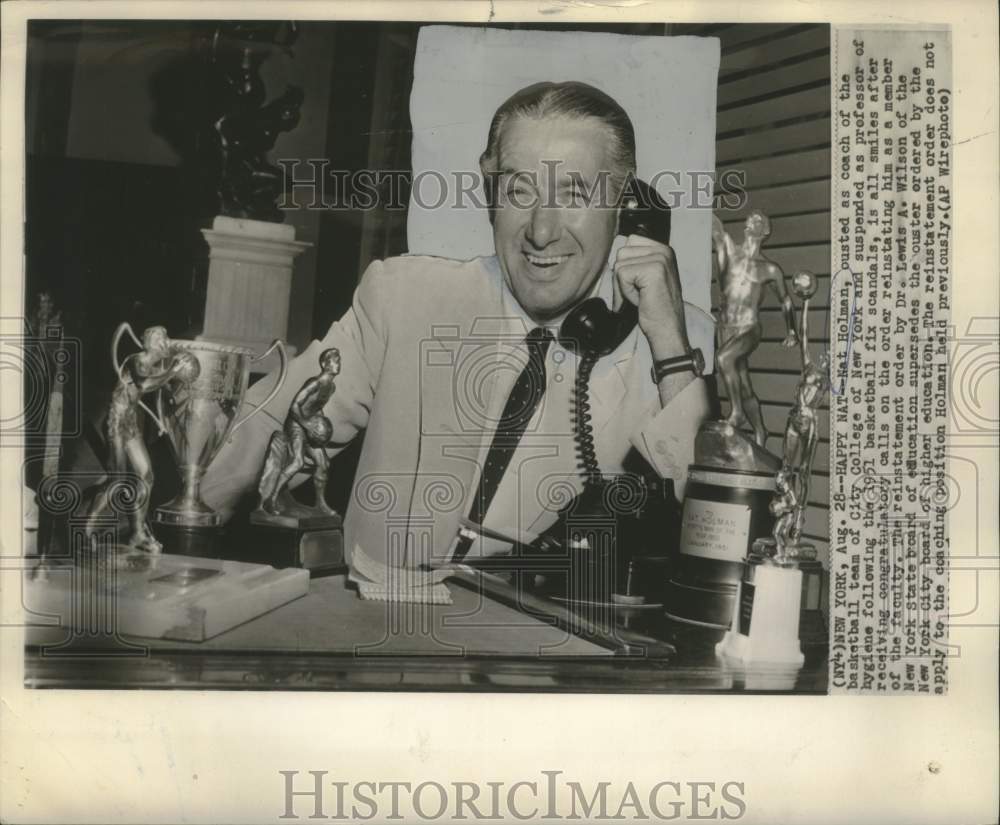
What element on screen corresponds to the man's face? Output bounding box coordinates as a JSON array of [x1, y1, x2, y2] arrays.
[[489, 115, 619, 323]]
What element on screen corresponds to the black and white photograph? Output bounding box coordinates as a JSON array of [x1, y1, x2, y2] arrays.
[[1, 2, 996, 823], [18, 17, 835, 692]]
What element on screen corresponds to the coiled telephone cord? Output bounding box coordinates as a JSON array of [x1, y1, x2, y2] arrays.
[[572, 350, 603, 489]]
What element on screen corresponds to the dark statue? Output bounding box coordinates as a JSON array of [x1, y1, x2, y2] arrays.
[[211, 22, 304, 223]]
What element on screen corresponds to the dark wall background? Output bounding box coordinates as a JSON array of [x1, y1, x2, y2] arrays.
[[25, 20, 680, 362]]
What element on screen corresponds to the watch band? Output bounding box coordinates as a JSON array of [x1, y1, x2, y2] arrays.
[[651, 348, 705, 383]]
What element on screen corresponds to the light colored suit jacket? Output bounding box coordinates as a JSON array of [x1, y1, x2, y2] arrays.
[[202, 254, 711, 571]]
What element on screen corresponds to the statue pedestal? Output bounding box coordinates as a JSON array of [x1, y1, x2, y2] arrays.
[[200, 216, 310, 371]]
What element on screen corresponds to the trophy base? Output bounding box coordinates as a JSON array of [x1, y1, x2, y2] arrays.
[[751, 537, 818, 564], [152, 523, 224, 559], [249, 508, 342, 531], [663, 578, 737, 630], [242, 510, 345, 574], [154, 499, 222, 528], [715, 555, 806, 666], [666, 463, 778, 629]]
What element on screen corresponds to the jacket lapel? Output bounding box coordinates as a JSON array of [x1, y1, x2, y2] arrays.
[[413, 262, 511, 536], [588, 333, 639, 438]]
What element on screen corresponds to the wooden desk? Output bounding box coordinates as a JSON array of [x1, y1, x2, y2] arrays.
[[23, 571, 827, 693]]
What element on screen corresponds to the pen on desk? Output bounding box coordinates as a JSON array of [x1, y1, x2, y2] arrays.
[[457, 516, 538, 547], [446, 566, 675, 661], [449, 520, 674, 660], [457, 517, 590, 552]]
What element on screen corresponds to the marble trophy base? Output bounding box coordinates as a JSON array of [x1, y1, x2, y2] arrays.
[[24, 551, 309, 642], [246, 491, 345, 574], [715, 542, 820, 666]]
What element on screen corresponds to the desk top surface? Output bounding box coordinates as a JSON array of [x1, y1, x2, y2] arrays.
[[156, 574, 612, 658], [24, 572, 827, 693]]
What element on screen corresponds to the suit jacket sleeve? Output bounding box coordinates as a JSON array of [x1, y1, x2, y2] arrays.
[[628, 300, 714, 500], [628, 375, 711, 502], [201, 259, 391, 519]]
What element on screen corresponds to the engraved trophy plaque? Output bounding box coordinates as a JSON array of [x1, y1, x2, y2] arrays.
[[152, 338, 288, 527]]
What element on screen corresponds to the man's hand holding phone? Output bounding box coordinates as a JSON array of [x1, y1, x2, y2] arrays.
[[614, 234, 691, 362]]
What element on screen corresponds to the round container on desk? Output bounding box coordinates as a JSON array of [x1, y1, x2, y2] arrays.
[[665, 465, 775, 629]]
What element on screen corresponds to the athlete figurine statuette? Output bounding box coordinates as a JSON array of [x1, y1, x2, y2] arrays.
[[255, 347, 342, 522], [712, 212, 798, 447]]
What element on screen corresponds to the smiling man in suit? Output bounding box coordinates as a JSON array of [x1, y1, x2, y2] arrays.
[[203, 80, 711, 573]]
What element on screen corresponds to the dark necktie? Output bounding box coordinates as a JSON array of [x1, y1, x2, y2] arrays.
[[453, 327, 553, 561]]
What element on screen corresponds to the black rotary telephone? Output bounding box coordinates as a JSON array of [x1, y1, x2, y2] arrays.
[[558, 177, 672, 489]]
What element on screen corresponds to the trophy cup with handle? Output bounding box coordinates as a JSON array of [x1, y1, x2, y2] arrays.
[[150, 338, 288, 528]]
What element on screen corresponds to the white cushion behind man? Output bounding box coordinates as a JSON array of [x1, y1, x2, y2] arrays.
[[408, 24, 720, 364]]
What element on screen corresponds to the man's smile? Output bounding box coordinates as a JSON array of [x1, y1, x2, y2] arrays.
[[523, 251, 572, 270]]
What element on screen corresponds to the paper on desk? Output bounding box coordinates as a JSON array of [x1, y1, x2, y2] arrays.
[[350, 544, 453, 604]]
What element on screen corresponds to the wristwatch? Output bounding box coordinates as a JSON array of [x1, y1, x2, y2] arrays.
[[651, 347, 705, 383]]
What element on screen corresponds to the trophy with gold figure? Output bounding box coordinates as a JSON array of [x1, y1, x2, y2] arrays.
[[84, 322, 288, 554], [246, 347, 346, 573], [716, 271, 829, 665], [33, 324, 308, 644], [666, 211, 794, 629], [83, 324, 201, 556]]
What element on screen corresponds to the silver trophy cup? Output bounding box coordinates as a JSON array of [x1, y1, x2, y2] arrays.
[[152, 339, 288, 527]]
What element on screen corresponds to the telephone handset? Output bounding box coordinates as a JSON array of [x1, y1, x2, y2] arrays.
[[559, 177, 672, 488], [557, 177, 671, 356]]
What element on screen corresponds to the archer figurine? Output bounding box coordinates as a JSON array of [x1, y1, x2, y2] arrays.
[[87, 326, 199, 553]]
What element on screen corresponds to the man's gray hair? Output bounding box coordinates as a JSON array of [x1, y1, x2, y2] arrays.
[[479, 80, 637, 198]]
